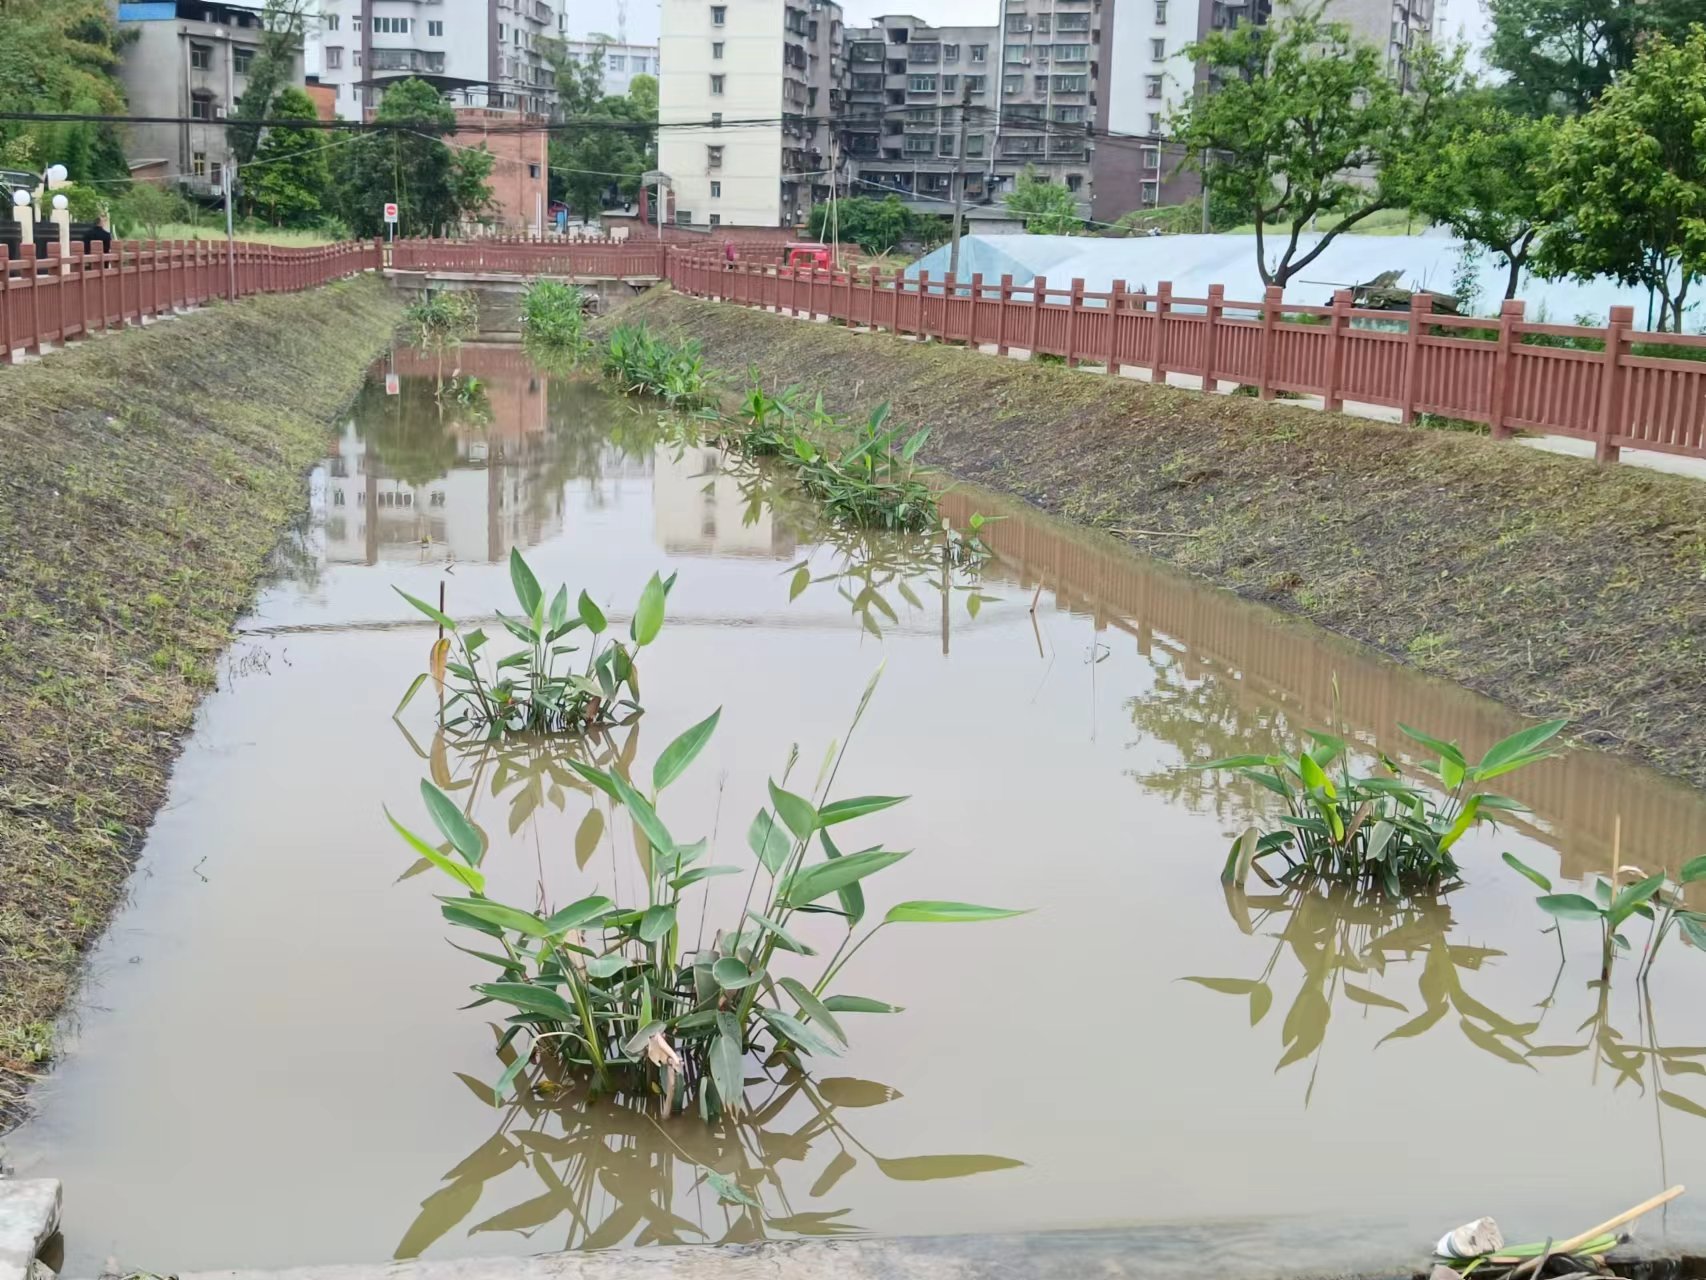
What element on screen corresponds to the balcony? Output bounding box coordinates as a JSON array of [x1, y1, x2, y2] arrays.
[[909, 43, 940, 62], [370, 48, 446, 73]]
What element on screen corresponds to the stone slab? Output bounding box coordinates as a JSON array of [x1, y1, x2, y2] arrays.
[[0, 1180, 61, 1280]]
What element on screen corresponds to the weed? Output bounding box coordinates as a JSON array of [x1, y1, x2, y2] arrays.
[[519, 279, 591, 351], [403, 290, 479, 349], [602, 323, 714, 408]]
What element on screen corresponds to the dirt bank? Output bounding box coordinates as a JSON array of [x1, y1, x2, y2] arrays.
[[0, 278, 403, 1128], [607, 289, 1706, 788]]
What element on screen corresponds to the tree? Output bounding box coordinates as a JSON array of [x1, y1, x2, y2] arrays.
[[1531, 29, 1706, 331], [1486, 0, 1706, 117], [249, 86, 331, 226], [1396, 94, 1558, 300], [230, 0, 316, 165], [119, 183, 191, 238], [545, 46, 653, 221], [1004, 166, 1082, 235], [334, 79, 496, 236], [807, 195, 916, 252], [0, 0, 133, 182], [1174, 4, 1459, 288]]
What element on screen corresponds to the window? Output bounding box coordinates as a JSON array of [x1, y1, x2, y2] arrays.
[[711, 5, 726, 23], [324, 12, 339, 29], [1054, 43, 1088, 61], [428, 19, 443, 36], [1143, 180, 1159, 204], [710, 180, 722, 196], [325, 46, 343, 68], [1036, 44, 1050, 62], [904, 134, 934, 153], [966, 74, 986, 93], [1005, 15, 1029, 33], [497, 23, 504, 39], [707, 144, 724, 168], [939, 134, 955, 156], [528, 162, 541, 178], [1151, 37, 1166, 58], [1054, 105, 1085, 121], [1037, 13, 1051, 31], [676, 210, 693, 224], [1056, 12, 1091, 29], [608, 54, 626, 69], [1053, 73, 1088, 91], [970, 43, 987, 62], [710, 73, 725, 93], [1004, 43, 1027, 62], [1034, 73, 1047, 91], [1141, 145, 1160, 169], [211, 161, 223, 190], [1155, 0, 1168, 18], [1145, 74, 1163, 98], [711, 110, 722, 126], [943, 42, 959, 60], [191, 151, 207, 178], [234, 45, 254, 74], [353, 50, 360, 66], [1002, 74, 1022, 94], [908, 74, 936, 92], [710, 213, 721, 225], [712, 41, 724, 57], [190, 93, 214, 119], [942, 74, 957, 92], [1148, 111, 1162, 132], [1066, 173, 1083, 192], [965, 133, 985, 156], [372, 16, 411, 34], [190, 43, 212, 70]]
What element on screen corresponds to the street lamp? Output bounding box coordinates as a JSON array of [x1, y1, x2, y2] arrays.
[[11, 187, 33, 244]]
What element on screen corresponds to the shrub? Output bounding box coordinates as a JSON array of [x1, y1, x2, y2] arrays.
[[602, 322, 713, 407], [520, 278, 590, 350], [403, 290, 479, 348]]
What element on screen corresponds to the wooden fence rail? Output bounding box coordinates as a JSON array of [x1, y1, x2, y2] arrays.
[[391, 238, 677, 280], [665, 254, 1706, 465], [1, 238, 380, 365]]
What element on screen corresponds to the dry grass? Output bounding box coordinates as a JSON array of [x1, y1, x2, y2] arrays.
[[609, 289, 1706, 790], [0, 278, 403, 1130], [146, 222, 344, 247]]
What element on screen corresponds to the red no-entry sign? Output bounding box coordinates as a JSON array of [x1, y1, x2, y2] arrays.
[[383, 202, 399, 224]]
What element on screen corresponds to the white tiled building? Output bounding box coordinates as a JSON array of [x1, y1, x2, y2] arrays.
[[560, 38, 661, 96]]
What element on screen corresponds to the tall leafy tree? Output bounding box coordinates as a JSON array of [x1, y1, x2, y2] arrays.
[[230, 0, 316, 165], [249, 86, 331, 226], [0, 0, 132, 181], [1004, 165, 1083, 234], [1486, 0, 1706, 117], [1394, 94, 1558, 299], [334, 79, 495, 236], [545, 45, 653, 221], [1532, 29, 1706, 331], [1174, 4, 1460, 288], [807, 194, 917, 251]]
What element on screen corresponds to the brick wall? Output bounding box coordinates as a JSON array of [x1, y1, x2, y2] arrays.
[[453, 108, 549, 234]]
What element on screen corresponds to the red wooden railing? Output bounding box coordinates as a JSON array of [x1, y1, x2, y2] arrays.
[[0, 238, 380, 364], [391, 237, 674, 280], [666, 254, 1706, 465]]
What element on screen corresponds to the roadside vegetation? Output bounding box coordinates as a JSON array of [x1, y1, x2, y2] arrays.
[[0, 278, 402, 1128]]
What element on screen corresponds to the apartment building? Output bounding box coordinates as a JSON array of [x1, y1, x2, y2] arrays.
[[311, 0, 567, 118], [560, 39, 662, 96], [658, 0, 845, 227], [842, 11, 1094, 216], [116, 1, 306, 196]]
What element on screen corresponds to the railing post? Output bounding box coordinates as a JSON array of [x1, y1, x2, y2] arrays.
[[1488, 298, 1524, 438], [22, 243, 40, 353], [968, 272, 983, 347], [890, 265, 901, 333], [1203, 283, 1223, 391], [1595, 304, 1632, 464], [996, 273, 1013, 355], [918, 270, 931, 340], [1401, 291, 1432, 425], [1105, 278, 1126, 375], [71, 242, 87, 340], [1028, 274, 1047, 357], [1065, 277, 1084, 367], [1259, 284, 1281, 400], [1324, 288, 1351, 412], [944, 271, 960, 342], [1153, 281, 1172, 384], [0, 244, 11, 363]]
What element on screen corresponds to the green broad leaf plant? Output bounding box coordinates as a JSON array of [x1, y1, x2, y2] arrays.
[[1198, 718, 1568, 894], [391, 665, 1026, 1119], [1503, 850, 1706, 981]]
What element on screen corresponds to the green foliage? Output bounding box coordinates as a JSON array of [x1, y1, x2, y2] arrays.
[[0, 0, 132, 183], [602, 322, 714, 407], [1395, 95, 1557, 301], [116, 183, 191, 239], [1502, 851, 1706, 978], [1175, 4, 1460, 286], [807, 195, 920, 253], [519, 279, 591, 350], [546, 44, 655, 219], [1197, 718, 1566, 893], [1003, 166, 1082, 235], [228, 0, 315, 165], [1532, 29, 1706, 332], [395, 549, 671, 736], [402, 290, 479, 349], [334, 79, 496, 237], [394, 667, 1023, 1115], [55, 182, 108, 223], [249, 87, 333, 227], [1486, 0, 1706, 116]]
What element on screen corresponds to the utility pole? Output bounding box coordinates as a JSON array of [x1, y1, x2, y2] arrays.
[[223, 150, 237, 300], [948, 82, 971, 278]]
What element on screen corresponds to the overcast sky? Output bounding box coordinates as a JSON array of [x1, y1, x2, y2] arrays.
[[570, 0, 1489, 73]]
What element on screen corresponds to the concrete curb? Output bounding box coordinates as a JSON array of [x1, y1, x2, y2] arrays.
[[0, 1179, 61, 1280]]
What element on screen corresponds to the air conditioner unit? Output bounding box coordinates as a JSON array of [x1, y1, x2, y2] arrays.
[[214, 105, 228, 118]]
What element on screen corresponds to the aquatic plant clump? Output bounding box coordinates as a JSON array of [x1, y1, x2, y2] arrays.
[[403, 290, 479, 349], [519, 279, 591, 351], [1200, 718, 1567, 894], [602, 322, 714, 408], [391, 667, 1026, 1119], [1503, 850, 1706, 980], [395, 549, 670, 737]]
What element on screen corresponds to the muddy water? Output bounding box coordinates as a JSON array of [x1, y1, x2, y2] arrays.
[[10, 343, 1706, 1275]]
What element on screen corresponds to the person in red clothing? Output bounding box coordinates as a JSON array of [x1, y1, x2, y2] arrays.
[[723, 240, 738, 262]]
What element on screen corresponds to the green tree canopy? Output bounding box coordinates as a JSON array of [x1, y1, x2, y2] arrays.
[[249, 86, 331, 226], [1486, 0, 1706, 117], [1532, 29, 1706, 331], [0, 0, 132, 182], [334, 79, 495, 237], [1004, 165, 1082, 235], [1394, 93, 1558, 300], [807, 195, 918, 252], [545, 46, 655, 220], [230, 0, 316, 165], [1174, 3, 1460, 287]]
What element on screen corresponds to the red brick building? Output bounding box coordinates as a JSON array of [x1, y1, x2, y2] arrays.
[[452, 107, 548, 235]]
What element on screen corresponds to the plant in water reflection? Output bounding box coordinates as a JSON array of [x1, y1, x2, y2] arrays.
[[519, 279, 591, 352], [396, 1053, 1021, 1257], [395, 548, 670, 737], [1198, 718, 1566, 893], [1503, 851, 1706, 981], [391, 666, 1025, 1119]]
